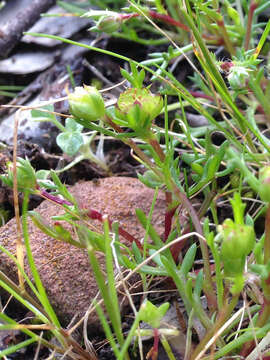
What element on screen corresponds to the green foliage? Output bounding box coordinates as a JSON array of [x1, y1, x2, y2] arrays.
[[0, 158, 37, 192], [56, 118, 84, 156], [139, 300, 170, 328]]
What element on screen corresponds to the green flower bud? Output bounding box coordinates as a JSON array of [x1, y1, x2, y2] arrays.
[[68, 86, 105, 124], [115, 88, 163, 137], [220, 219, 255, 259], [258, 166, 270, 202], [219, 219, 255, 277], [96, 15, 121, 33], [227, 66, 250, 89]]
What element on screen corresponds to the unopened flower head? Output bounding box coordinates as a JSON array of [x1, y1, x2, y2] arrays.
[[219, 218, 255, 277], [220, 219, 255, 259], [68, 85, 105, 124], [227, 66, 250, 89], [115, 88, 163, 136], [96, 15, 122, 33]]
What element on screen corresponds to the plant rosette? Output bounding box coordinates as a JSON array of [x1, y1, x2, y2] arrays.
[[115, 87, 163, 139]]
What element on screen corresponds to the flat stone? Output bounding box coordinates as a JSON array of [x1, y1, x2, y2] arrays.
[[22, 5, 91, 47], [0, 177, 166, 330], [0, 51, 56, 74]]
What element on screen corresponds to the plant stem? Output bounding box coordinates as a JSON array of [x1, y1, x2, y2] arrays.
[[226, 147, 260, 193], [264, 204, 270, 266], [147, 10, 189, 32], [216, 17, 235, 56], [106, 117, 217, 307], [164, 205, 178, 241], [244, 0, 258, 50], [191, 294, 239, 360], [13, 111, 24, 291], [87, 209, 142, 250], [169, 181, 217, 310], [149, 138, 166, 162], [38, 189, 72, 206]]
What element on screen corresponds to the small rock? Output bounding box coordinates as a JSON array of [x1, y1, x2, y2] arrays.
[[0, 51, 56, 74], [22, 5, 91, 47], [0, 177, 166, 330]]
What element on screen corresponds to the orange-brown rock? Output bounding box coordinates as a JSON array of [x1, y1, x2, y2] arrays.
[[0, 177, 166, 329]]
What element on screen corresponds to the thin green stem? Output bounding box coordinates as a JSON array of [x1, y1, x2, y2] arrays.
[[264, 203, 270, 266], [22, 192, 61, 328], [169, 181, 217, 310], [103, 216, 125, 346]]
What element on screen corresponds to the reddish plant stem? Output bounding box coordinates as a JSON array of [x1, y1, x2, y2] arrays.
[[149, 139, 178, 242], [147, 10, 189, 32], [120, 13, 139, 21], [149, 138, 166, 163], [171, 225, 191, 262], [120, 10, 189, 32], [244, 1, 258, 51], [164, 206, 178, 241], [152, 328, 159, 360], [189, 90, 214, 101], [164, 192, 175, 242], [87, 209, 142, 250], [38, 189, 72, 206], [147, 328, 159, 360], [123, 11, 227, 46], [216, 17, 235, 55], [38, 186, 142, 250]]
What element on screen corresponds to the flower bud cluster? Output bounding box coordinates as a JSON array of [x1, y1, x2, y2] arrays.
[[115, 87, 163, 137]]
